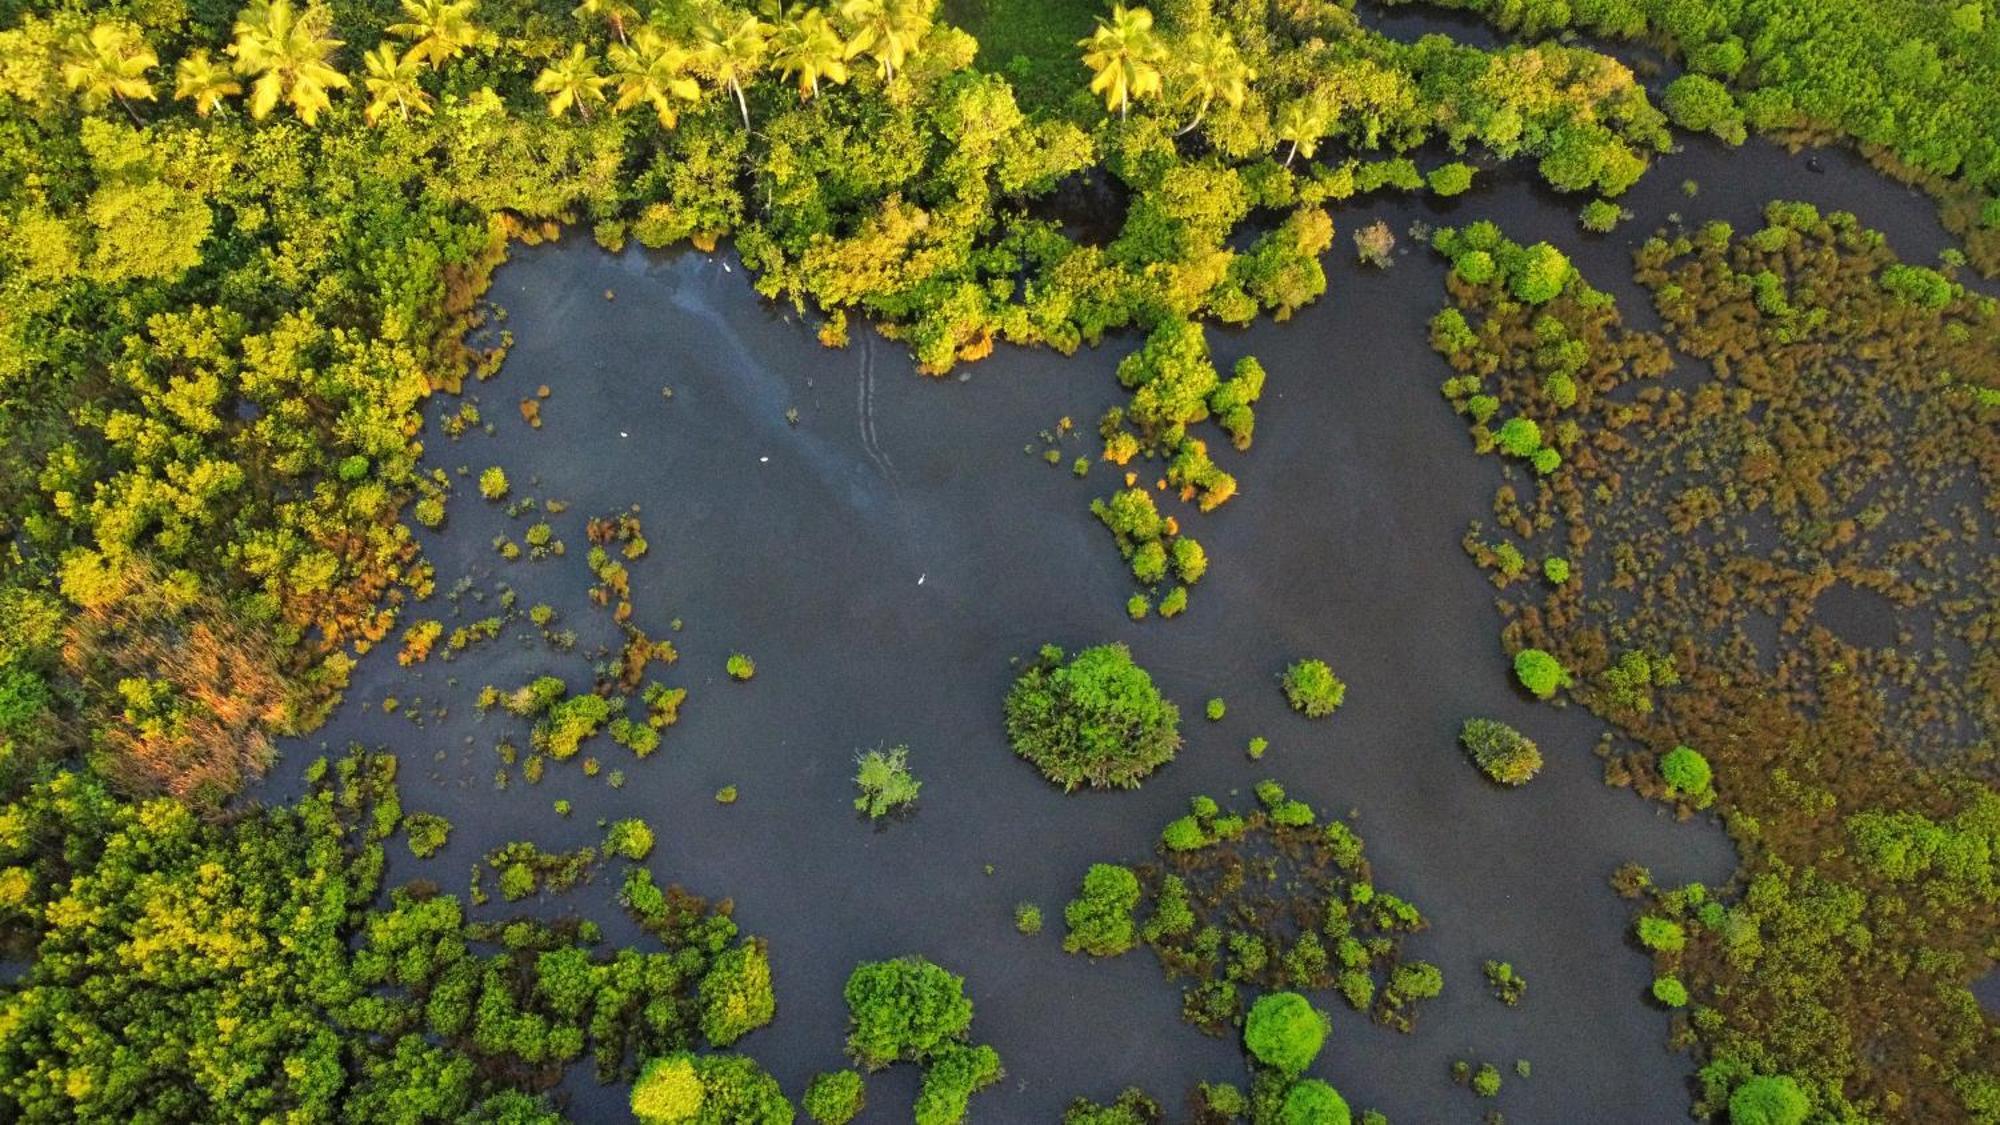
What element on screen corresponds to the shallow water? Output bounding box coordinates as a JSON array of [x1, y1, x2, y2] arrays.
[[268, 125, 1978, 1121]]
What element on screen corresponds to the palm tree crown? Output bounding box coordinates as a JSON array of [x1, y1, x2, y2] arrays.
[[608, 27, 704, 128], [1174, 28, 1250, 135], [533, 43, 609, 118], [1078, 4, 1164, 118], [770, 8, 852, 100], [361, 43, 433, 124], [572, 0, 641, 44], [229, 0, 351, 125], [61, 22, 158, 122], [1275, 96, 1328, 166], [839, 0, 930, 80], [174, 49, 243, 116], [692, 13, 770, 128], [386, 0, 481, 69]]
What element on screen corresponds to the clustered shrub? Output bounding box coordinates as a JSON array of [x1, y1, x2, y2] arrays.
[[631, 1053, 789, 1124], [699, 940, 776, 1047], [1280, 659, 1345, 718], [604, 818, 655, 861], [404, 812, 451, 858], [842, 957, 975, 1069], [1064, 863, 1142, 956], [804, 1070, 866, 1125], [1459, 718, 1543, 785], [1005, 644, 1182, 790]]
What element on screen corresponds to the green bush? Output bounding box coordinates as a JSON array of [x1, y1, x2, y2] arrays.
[[1652, 976, 1689, 1008], [1459, 718, 1543, 785], [1243, 991, 1329, 1076], [1205, 697, 1226, 721], [1728, 1075, 1810, 1125], [478, 466, 509, 501], [843, 957, 974, 1069], [1014, 903, 1043, 935], [1005, 645, 1182, 790], [854, 745, 921, 819], [1161, 814, 1209, 852], [1512, 649, 1568, 699], [632, 1053, 789, 1124], [1507, 242, 1570, 304], [1279, 1079, 1351, 1125], [1580, 198, 1622, 232], [1427, 162, 1475, 197], [804, 1070, 866, 1125], [1636, 916, 1686, 953], [699, 940, 776, 1047], [1542, 556, 1571, 584], [1471, 1063, 1502, 1097], [726, 654, 756, 681], [404, 812, 451, 858], [1064, 863, 1142, 956], [1496, 416, 1542, 457], [913, 1043, 1003, 1125], [1660, 745, 1714, 801], [604, 818, 654, 861], [630, 1055, 705, 1123], [1281, 659, 1346, 718], [1453, 250, 1497, 285]]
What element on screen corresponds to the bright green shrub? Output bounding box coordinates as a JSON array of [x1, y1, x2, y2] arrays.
[[1064, 864, 1142, 956], [1243, 991, 1329, 1076], [1513, 649, 1569, 699], [843, 957, 974, 1069], [1281, 659, 1345, 718], [1005, 645, 1182, 790], [804, 1070, 865, 1125]]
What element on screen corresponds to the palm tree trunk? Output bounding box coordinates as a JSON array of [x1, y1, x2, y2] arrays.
[[1285, 139, 1299, 167], [116, 93, 143, 127], [732, 79, 750, 128], [1177, 96, 1210, 136]]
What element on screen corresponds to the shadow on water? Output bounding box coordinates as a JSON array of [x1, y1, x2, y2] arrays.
[[263, 117, 1979, 1122]]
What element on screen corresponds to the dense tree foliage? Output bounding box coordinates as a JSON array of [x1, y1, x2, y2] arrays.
[[1004, 643, 1181, 789]]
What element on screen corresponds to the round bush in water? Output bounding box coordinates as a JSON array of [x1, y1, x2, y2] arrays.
[[1005, 644, 1181, 790], [1279, 1079, 1350, 1125], [1243, 991, 1329, 1076], [1729, 1075, 1810, 1125]]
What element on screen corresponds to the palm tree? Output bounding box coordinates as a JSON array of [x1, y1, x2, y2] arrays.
[[386, 0, 481, 69], [1275, 97, 1327, 166], [228, 0, 351, 125], [770, 9, 851, 100], [572, 0, 641, 45], [60, 22, 158, 125], [174, 49, 243, 115], [692, 13, 769, 128], [1174, 28, 1249, 135], [607, 27, 702, 128], [533, 43, 608, 118], [839, 0, 930, 80], [361, 43, 432, 123], [1077, 4, 1163, 119]]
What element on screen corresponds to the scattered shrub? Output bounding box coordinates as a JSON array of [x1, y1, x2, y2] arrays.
[[1459, 718, 1543, 785], [726, 654, 756, 681], [604, 818, 654, 861], [1014, 904, 1043, 935], [478, 466, 509, 501], [1428, 162, 1475, 197], [1206, 697, 1226, 721], [854, 745, 921, 819], [1281, 659, 1345, 718]]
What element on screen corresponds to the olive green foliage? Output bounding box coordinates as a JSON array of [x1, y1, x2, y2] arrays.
[[404, 810, 452, 857], [1014, 903, 1044, 934], [1458, 718, 1543, 785], [0, 751, 759, 1119], [631, 1053, 790, 1125], [1243, 991, 1329, 1076], [804, 1069, 866, 1125], [842, 956, 975, 1069], [699, 940, 777, 1047], [1004, 643, 1182, 790], [1280, 659, 1345, 717], [853, 744, 922, 819], [726, 653, 756, 681], [1063, 862, 1142, 956], [605, 817, 656, 860]]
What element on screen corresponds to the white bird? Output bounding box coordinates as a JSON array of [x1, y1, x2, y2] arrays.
[[918, 574, 926, 586]]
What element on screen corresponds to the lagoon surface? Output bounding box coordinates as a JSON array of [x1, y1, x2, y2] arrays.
[[272, 131, 1973, 1121]]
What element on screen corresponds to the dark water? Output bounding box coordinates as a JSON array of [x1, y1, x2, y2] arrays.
[[266, 126, 1978, 1122]]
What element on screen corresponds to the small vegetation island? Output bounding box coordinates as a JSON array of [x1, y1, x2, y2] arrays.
[[0, 0, 1995, 1115]]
